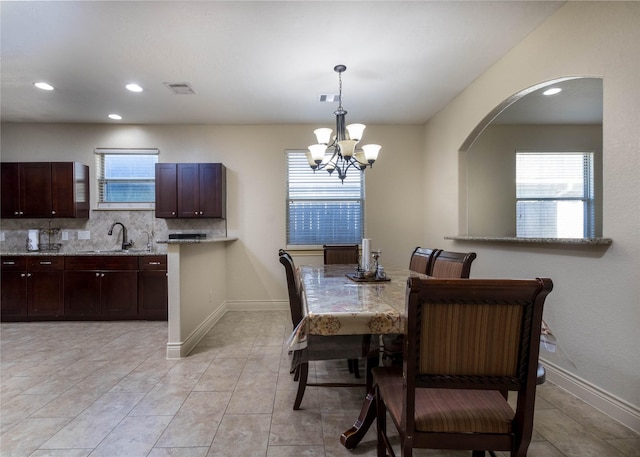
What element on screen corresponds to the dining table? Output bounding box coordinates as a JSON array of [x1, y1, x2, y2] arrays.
[[288, 263, 428, 449]]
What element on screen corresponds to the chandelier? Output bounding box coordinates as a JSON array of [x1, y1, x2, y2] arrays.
[[306, 65, 381, 182]]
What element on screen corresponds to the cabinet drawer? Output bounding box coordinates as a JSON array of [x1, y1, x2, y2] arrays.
[[65, 255, 138, 270], [27, 256, 64, 271], [1, 256, 27, 271], [138, 255, 167, 270]]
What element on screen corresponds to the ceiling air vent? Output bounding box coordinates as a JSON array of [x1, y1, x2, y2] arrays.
[[164, 82, 196, 95]]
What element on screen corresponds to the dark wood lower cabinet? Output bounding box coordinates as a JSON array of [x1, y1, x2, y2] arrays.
[[138, 256, 168, 320], [1, 256, 64, 320], [1, 257, 28, 318], [1, 254, 167, 321]]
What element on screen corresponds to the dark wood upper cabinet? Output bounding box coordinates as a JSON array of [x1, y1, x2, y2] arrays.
[[155, 163, 179, 218], [155, 163, 226, 219], [0, 162, 89, 218]]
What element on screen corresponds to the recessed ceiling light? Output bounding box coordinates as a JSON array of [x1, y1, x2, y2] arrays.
[[543, 87, 562, 96], [34, 82, 54, 91], [126, 83, 143, 92], [108, 114, 122, 120]]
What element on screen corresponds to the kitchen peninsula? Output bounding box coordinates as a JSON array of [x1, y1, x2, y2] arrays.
[[158, 236, 237, 359]]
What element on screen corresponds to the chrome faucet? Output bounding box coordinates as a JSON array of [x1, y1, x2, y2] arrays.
[[108, 222, 133, 250], [142, 230, 153, 252]]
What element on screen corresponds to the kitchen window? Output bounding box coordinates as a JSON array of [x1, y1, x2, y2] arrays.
[[516, 151, 594, 238], [286, 150, 364, 246], [95, 148, 158, 209]]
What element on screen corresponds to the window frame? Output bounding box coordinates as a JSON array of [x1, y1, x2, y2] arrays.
[[515, 151, 595, 238], [94, 148, 159, 210], [285, 150, 365, 248]]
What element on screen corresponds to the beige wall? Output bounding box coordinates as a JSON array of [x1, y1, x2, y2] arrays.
[[466, 124, 603, 236], [0, 122, 425, 304], [422, 1, 639, 417]]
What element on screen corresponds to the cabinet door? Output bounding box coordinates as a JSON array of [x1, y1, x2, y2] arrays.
[[199, 163, 226, 218], [177, 163, 200, 217], [155, 163, 178, 218], [1, 163, 21, 218], [51, 162, 89, 218], [64, 271, 102, 316], [1, 271, 27, 319], [28, 271, 64, 316], [102, 271, 138, 317], [20, 162, 53, 217], [138, 270, 168, 320]]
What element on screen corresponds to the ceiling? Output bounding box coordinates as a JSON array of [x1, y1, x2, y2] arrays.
[[1, 1, 568, 126]]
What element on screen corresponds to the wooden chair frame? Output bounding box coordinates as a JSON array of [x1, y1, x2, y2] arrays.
[[408, 247, 441, 275], [323, 244, 360, 265], [430, 250, 477, 279], [374, 277, 553, 457], [279, 249, 378, 410]]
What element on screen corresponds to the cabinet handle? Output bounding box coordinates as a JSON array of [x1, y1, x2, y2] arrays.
[[51, 210, 56, 215], [14, 211, 19, 215], [200, 211, 203, 215], [172, 211, 176, 215], [21, 273, 26, 277], [39, 261, 52, 265], [149, 262, 161, 265], [3, 261, 15, 265], [26, 273, 32, 277], [96, 272, 100, 277], [101, 273, 105, 277]]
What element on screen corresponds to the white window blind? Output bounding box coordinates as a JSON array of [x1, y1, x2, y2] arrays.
[[516, 152, 594, 238], [286, 150, 364, 246], [95, 148, 158, 209]]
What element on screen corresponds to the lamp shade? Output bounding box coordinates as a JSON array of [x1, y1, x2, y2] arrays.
[[306, 152, 318, 169], [362, 144, 381, 163], [354, 151, 368, 167], [314, 128, 333, 145], [308, 144, 327, 163], [346, 123, 366, 142], [338, 140, 357, 158]]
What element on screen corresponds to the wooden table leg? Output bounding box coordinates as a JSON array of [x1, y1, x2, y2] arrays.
[[340, 387, 377, 449]]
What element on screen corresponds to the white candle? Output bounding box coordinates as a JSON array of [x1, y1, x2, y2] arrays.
[[362, 238, 371, 271]]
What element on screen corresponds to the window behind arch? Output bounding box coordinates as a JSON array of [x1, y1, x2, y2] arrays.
[[516, 151, 594, 238]]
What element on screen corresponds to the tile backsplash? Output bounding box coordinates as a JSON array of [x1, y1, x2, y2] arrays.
[[0, 211, 226, 254]]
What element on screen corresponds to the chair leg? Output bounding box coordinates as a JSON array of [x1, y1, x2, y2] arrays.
[[293, 362, 309, 410], [293, 364, 300, 381], [349, 359, 360, 378]]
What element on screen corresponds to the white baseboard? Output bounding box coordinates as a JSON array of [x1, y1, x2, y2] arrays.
[[166, 303, 227, 359], [225, 300, 289, 312], [165, 301, 289, 359], [541, 358, 640, 434]]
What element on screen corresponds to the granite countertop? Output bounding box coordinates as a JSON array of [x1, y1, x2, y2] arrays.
[[0, 250, 163, 256], [156, 237, 238, 244], [444, 235, 613, 245]]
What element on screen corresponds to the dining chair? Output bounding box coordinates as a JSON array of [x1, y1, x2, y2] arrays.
[[430, 249, 477, 279], [323, 244, 362, 378], [323, 244, 360, 265], [278, 249, 379, 410], [373, 277, 553, 457], [383, 248, 476, 367], [408, 247, 441, 275]]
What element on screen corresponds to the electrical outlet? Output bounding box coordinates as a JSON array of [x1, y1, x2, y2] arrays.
[[77, 230, 91, 240], [0, 232, 5, 242], [62, 231, 69, 241]]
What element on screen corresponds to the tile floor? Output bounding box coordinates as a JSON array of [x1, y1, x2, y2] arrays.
[[1, 311, 638, 457]]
